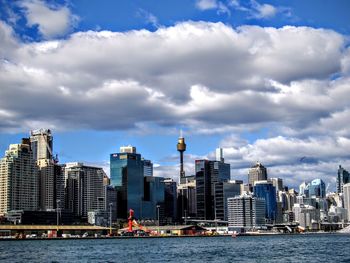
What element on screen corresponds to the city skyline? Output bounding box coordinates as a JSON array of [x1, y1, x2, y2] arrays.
[[0, 0, 350, 190]]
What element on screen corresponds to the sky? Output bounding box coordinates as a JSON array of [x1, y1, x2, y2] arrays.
[[0, 0, 349, 190]]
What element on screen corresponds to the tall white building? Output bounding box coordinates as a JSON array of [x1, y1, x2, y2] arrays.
[[227, 194, 266, 230], [343, 183, 350, 221], [0, 139, 39, 215]]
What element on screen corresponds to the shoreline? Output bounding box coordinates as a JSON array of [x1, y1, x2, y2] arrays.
[[0, 231, 342, 241]]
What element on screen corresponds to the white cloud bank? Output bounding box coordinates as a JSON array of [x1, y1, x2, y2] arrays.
[[0, 19, 349, 188]]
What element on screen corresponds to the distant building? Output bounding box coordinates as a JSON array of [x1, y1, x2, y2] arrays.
[[195, 159, 230, 220], [248, 162, 267, 189], [164, 178, 177, 223], [308, 179, 326, 198], [104, 185, 117, 221], [337, 165, 350, 194], [269, 178, 283, 195], [293, 203, 320, 229], [214, 180, 242, 221], [227, 194, 266, 230], [143, 176, 165, 221], [64, 163, 105, 219], [178, 175, 196, 221], [110, 147, 144, 219], [253, 181, 277, 223], [0, 139, 39, 216], [299, 182, 309, 197], [343, 183, 350, 221], [30, 129, 53, 160]]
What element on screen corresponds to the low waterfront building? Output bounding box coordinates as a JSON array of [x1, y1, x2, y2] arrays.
[[227, 194, 266, 231]]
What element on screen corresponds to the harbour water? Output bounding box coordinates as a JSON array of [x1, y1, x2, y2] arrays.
[[1, 234, 350, 262]]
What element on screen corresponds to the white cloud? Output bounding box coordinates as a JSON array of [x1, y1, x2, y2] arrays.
[[19, 0, 79, 39], [229, 0, 285, 20], [250, 0, 277, 19], [196, 0, 218, 10]]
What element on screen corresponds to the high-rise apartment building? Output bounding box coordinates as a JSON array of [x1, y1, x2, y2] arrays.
[[227, 194, 266, 230], [337, 165, 349, 193], [64, 162, 105, 218], [178, 175, 196, 220], [248, 162, 267, 189], [30, 129, 63, 211], [143, 159, 153, 177], [0, 139, 39, 215]]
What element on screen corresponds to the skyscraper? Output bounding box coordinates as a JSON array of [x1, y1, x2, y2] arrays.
[[0, 139, 39, 215], [253, 180, 277, 223], [164, 178, 177, 223], [110, 147, 144, 219], [64, 162, 105, 218], [337, 165, 349, 193], [308, 179, 326, 198], [30, 129, 63, 211], [143, 159, 153, 177], [195, 159, 230, 220], [248, 162, 267, 189]]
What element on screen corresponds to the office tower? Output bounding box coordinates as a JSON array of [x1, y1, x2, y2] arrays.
[[248, 162, 267, 189], [0, 139, 39, 215], [308, 179, 326, 198], [164, 178, 177, 223], [177, 133, 186, 178], [253, 181, 277, 223], [337, 165, 350, 193], [104, 185, 117, 221], [143, 176, 165, 221], [299, 182, 310, 197], [195, 159, 230, 220], [214, 180, 242, 221], [178, 175, 196, 220], [65, 162, 105, 218], [110, 147, 144, 219], [343, 183, 350, 221], [143, 159, 153, 177], [227, 194, 266, 230]]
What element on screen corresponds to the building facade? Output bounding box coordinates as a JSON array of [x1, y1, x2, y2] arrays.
[[253, 181, 277, 223], [110, 148, 144, 219], [64, 163, 105, 219], [337, 165, 349, 194], [0, 139, 39, 215], [248, 162, 267, 189], [228, 195, 266, 230]]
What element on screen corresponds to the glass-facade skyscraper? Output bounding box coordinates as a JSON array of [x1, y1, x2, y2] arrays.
[[110, 150, 144, 219], [253, 181, 277, 223], [337, 165, 349, 193], [309, 179, 326, 198]]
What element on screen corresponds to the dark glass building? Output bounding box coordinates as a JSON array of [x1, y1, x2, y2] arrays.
[[143, 176, 165, 221], [195, 160, 230, 220], [337, 165, 349, 193], [164, 178, 177, 223], [308, 179, 326, 198], [110, 151, 144, 219], [253, 181, 277, 223]]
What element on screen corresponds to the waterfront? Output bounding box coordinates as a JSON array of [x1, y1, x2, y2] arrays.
[[1, 234, 350, 262]]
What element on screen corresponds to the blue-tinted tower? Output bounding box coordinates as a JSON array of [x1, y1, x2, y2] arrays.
[[309, 179, 326, 198], [253, 181, 277, 223], [110, 149, 144, 219]]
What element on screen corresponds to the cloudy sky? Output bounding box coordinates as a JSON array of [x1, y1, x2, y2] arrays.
[[0, 0, 349, 190]]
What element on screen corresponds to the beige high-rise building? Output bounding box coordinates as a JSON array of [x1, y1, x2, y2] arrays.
[[0, 139, 39, 216], [343, 183, 350, 221], [248, 162, 267, 189], [30, 129, 64, 211]]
